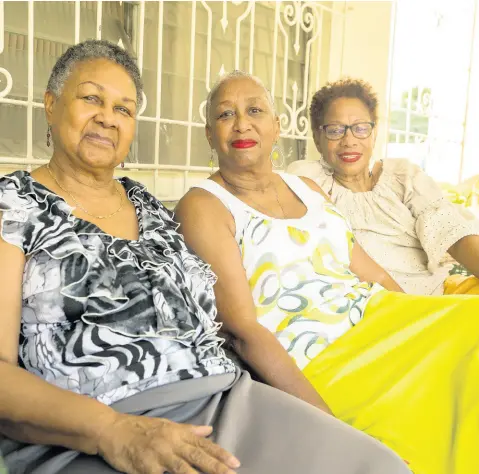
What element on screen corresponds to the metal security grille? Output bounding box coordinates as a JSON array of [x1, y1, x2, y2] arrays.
[[0, 1, 343, 201]]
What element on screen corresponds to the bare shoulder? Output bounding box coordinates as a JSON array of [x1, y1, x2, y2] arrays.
[[175, 185, 234, 231], [176, 187, 214, 211], [176, 186, 224, 218], [297, 176, 331, 202]]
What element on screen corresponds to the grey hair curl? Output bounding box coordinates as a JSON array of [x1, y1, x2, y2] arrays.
[[205, 70, 276, 126], [46, 39, 143, 108]]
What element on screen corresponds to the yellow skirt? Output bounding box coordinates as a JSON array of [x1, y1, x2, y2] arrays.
[[303, 291, 479, 474]]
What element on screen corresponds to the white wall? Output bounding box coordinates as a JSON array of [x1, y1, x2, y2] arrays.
[[461, 1, 479, 182]]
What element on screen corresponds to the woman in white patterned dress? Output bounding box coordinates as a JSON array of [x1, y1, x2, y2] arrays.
[[175, 70, 479, 474]]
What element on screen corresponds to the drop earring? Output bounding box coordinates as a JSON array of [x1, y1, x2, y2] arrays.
[[46, 125, 51, 147], [270, 143, 285, 168], [368, 157, 376, 177], [209, 148, 217, 175]]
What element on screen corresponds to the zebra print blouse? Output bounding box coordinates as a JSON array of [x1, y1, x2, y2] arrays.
[[0, 171, 235, 405]]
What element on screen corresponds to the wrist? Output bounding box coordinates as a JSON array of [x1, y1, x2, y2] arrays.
[[90, 405, 120, 456]]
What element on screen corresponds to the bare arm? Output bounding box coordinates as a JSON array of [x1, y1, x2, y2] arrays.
[[448, 234, 479, 278], [0, 231, 117, 453], [350, 242, 404, 292], [176, 189, 332, 414], [0, 360, 118, 454], [0, 232, 24, 365], [299, 177, 404, 292], [0, 228, 239, 474]]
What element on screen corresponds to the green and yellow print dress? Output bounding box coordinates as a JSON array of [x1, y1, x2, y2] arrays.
[[196, 173, 479, 474]]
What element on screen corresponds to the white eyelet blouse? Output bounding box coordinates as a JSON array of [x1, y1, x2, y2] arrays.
[[287, 158, 479, 295]]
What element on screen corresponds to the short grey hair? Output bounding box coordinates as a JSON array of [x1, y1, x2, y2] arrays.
[[46, 39, 143, 108], [205, 70, 276, 126]]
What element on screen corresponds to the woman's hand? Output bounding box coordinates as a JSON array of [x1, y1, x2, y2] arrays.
[[98, 413, 241, 474]]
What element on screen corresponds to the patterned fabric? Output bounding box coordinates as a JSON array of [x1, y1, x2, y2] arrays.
[[194, 174, 384, 370], [0, 171, 235, 405]]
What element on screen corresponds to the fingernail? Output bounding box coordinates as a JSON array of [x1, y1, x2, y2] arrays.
[[228, 456, 241, 468]]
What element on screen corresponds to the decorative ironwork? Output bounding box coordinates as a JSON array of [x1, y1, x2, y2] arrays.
[[0, 2, 13, 99], [0, 0, 343, 200]]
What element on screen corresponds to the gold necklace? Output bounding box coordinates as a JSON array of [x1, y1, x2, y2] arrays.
[[328, 176, 335, 197], [46, 163, 124, 220], [219, 172, 285, 218]]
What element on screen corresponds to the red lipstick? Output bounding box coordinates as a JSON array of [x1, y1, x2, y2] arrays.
[[231, 140, 257, 149], [338, 152, 362, 163]]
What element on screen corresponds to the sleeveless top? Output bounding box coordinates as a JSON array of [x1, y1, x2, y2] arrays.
[[194, 173, 384, 370], [0, 171, 235, 405]]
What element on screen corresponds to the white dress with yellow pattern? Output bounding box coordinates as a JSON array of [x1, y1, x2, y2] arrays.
[[197, 173, 479, 474], [194, 173, 384, 370]]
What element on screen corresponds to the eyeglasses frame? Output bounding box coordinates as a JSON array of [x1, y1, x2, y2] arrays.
[[318, 121, 376, 141]]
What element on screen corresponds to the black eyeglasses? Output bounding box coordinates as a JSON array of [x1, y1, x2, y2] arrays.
[[318, 122, 375, 140]]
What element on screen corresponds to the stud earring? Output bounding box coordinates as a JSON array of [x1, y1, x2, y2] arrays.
[[120, 162, 125, 168]]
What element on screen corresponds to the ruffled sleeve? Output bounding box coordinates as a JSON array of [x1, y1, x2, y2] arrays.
[[398, 160, 479, 272], [0, 171, 56, 253]]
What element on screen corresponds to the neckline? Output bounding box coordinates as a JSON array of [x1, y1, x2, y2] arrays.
[[330, 160, 387, 199], [19, 171, 144, 243], [210, 172, 313, 223]]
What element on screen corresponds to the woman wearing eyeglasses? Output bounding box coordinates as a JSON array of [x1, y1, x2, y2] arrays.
[[288, 78, 479, 296], [176, 71, 479, 474]]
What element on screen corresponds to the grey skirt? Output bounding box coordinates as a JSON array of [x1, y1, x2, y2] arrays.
[[1, 370, 410, 474]]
